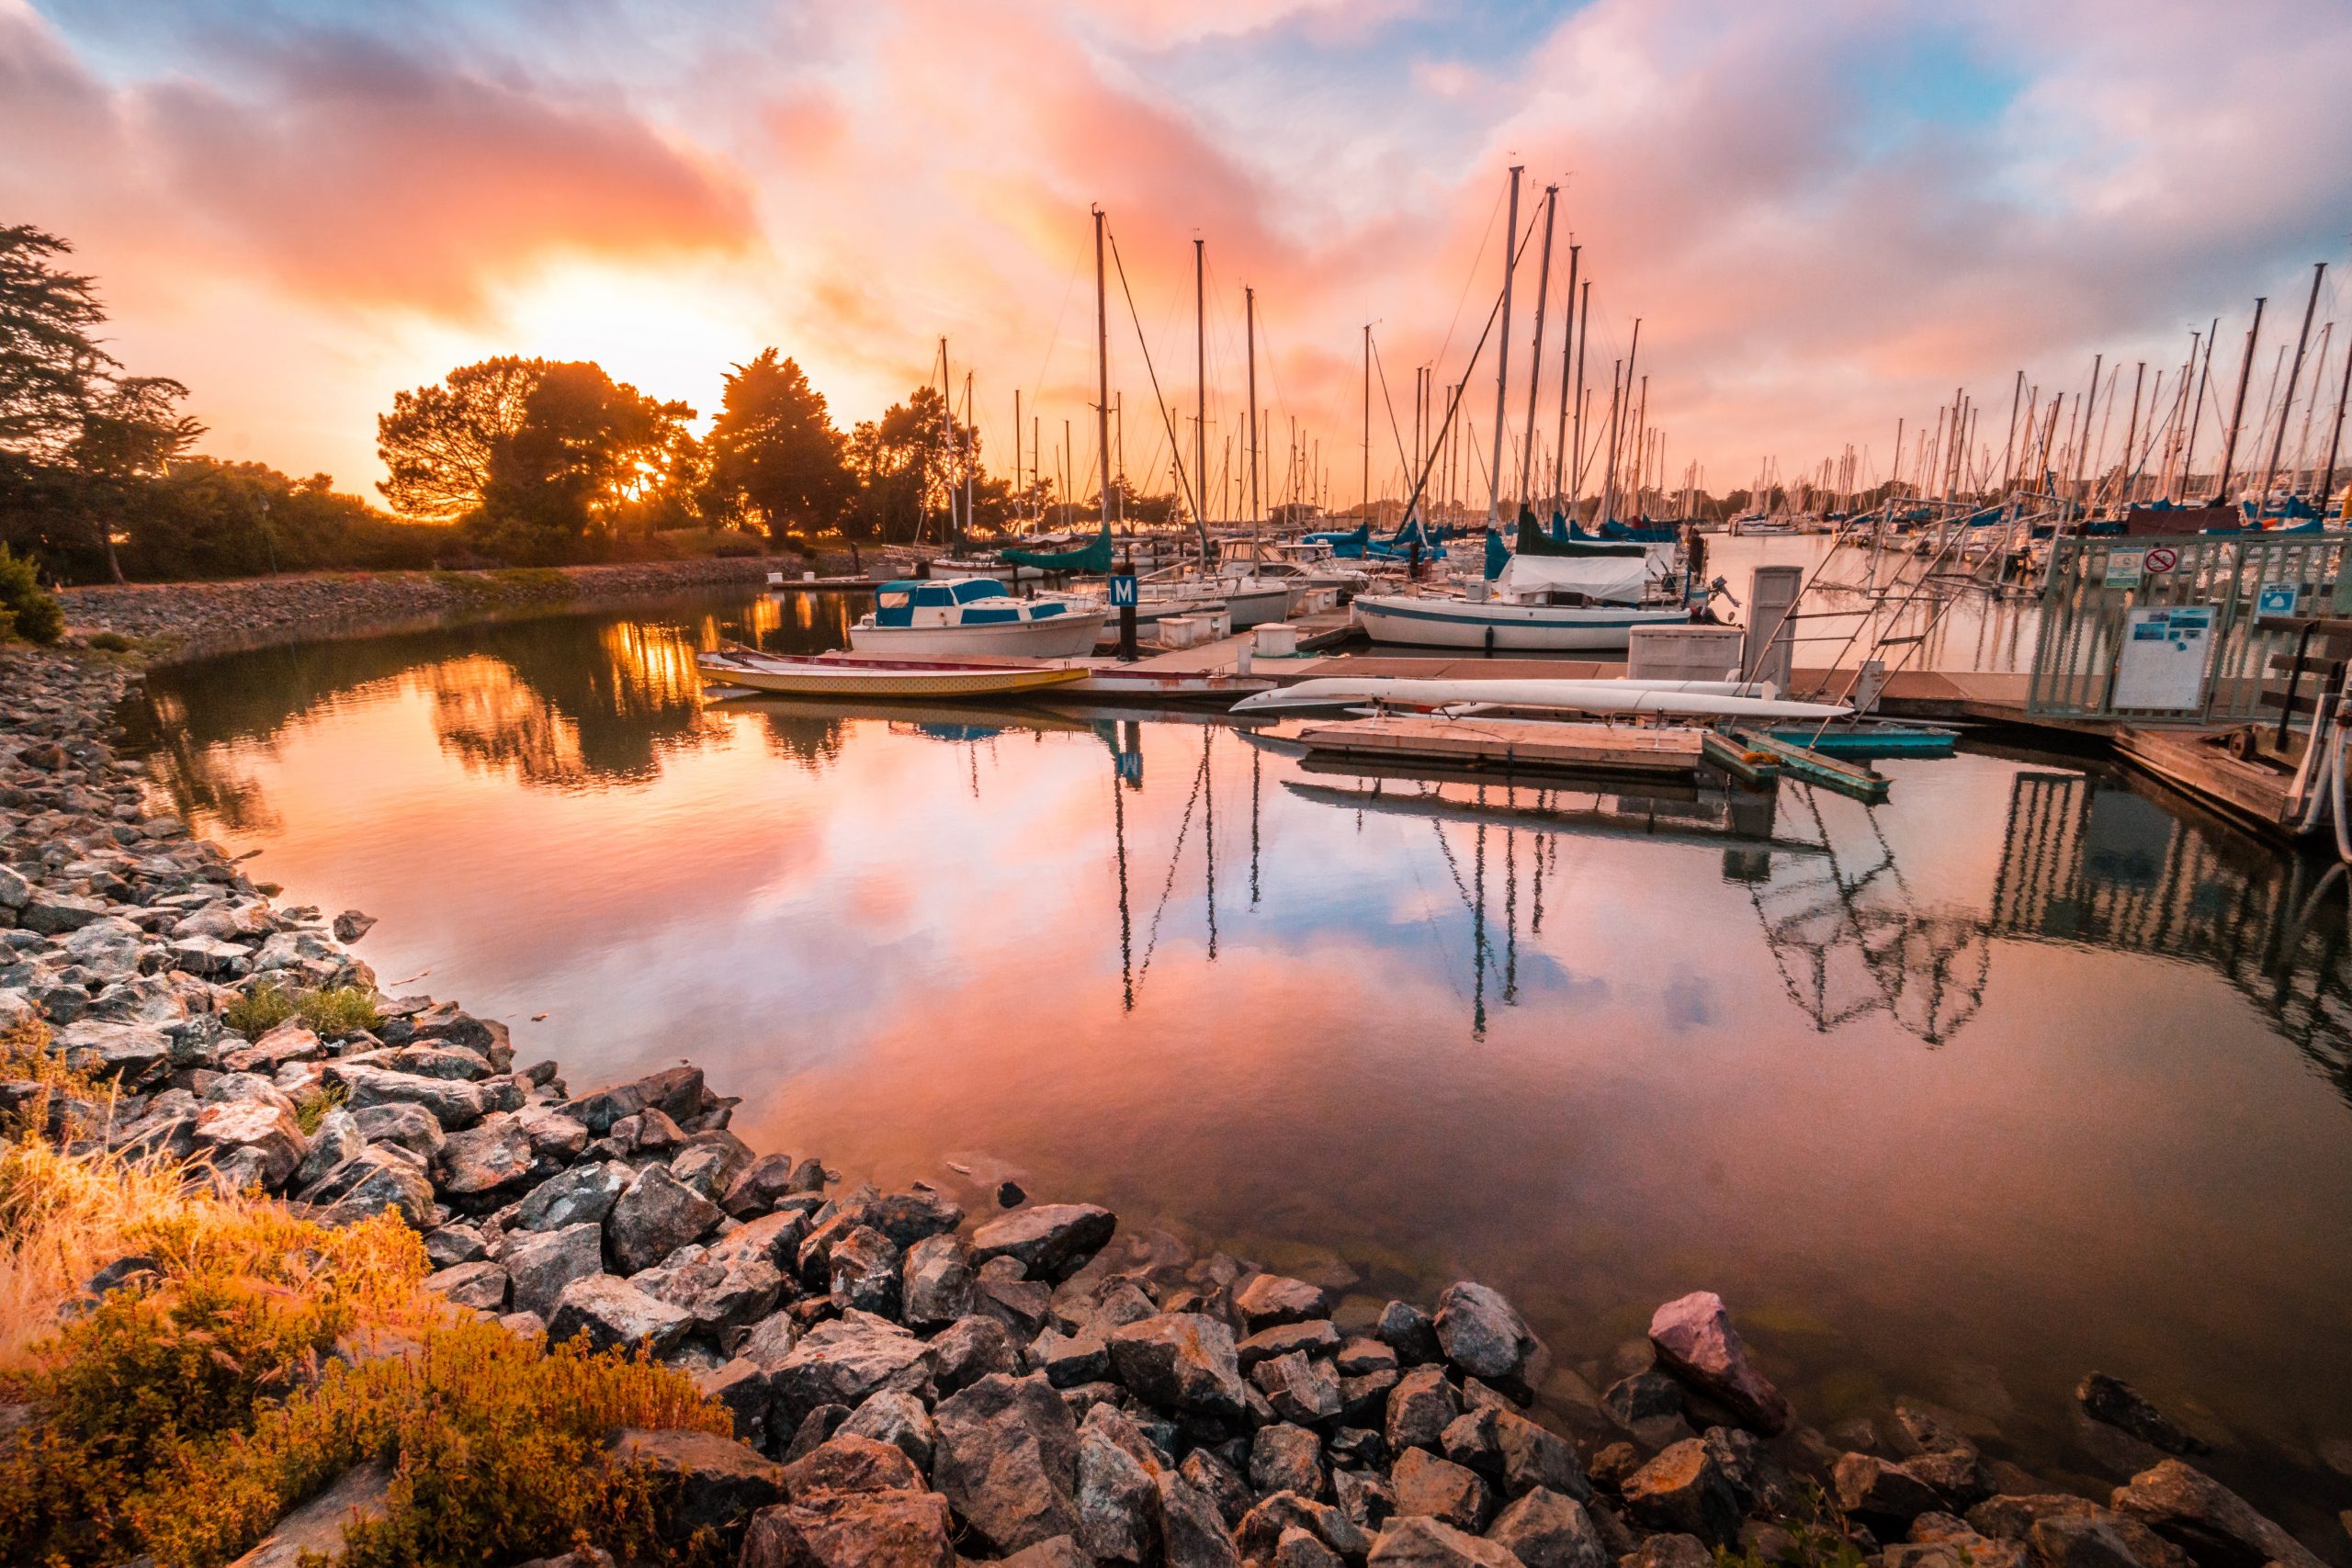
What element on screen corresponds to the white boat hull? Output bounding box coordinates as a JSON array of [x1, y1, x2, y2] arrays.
[[1353, 594, 1694, 650], [849, 613, 1108, 658]]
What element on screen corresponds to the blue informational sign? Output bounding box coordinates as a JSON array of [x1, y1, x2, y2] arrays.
[[1110, 575, 1137, 608], [2257, 584, 2300, 617]]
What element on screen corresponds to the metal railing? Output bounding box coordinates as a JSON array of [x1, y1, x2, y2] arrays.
[[2027, 532, 2345, 722]]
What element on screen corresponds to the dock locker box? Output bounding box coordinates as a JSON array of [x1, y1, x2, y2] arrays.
[[1628, 625, 1747, 684]]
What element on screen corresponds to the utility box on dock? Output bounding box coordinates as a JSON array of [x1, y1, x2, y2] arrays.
[[1628, 625, 1745, 683], [1744, 566, 1802, 694]]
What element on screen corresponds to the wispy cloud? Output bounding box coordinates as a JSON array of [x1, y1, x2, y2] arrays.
[[8, 0, 2351, 499]]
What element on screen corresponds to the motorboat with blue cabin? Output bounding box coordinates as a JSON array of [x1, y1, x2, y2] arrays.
[[849, 578, 1108, 658]]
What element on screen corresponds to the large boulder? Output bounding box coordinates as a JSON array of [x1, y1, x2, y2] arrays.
[[2110, 1460, 2327, 1568], [503, 1222, 608, 1320], [192, 1100, 308, 1190], [1157, 1469, 1242, 1568], [434, 1115, 536, 1199], [1830, 1453, 1942, 1529], [1485, 1488, 1605, 1568], [1108, 1314, 1249, 1420], [771, 1313, 933, 1428], [1394, 1448, 1493, 1532], [607, 1163, 722, 1274], [971, 1204, 1117, 1281], [300, 1146, 435, 1228], [53, 1020, 172, 1082], [514, 1161, 632, 1232], [425, 1260, 511, 1313], [606, 1427, 784, 1541], [1644, 1292, 1790, 1435], [1966, 1495, 2190, 1568], [547, 1274, 693, 1358], [563, 1065, 704, 1134], [1620, 1438, 1740, 1545], [1432, 1284, 1544, 1389], [1076, 1403, 1165, 1565], [741, 1490, 956, 1568], [1236, 1273, 1332, 1331], [1388, 1365, 1464, 1453], [902, 1234, 976, 1326], [973, 1213, 1119, 1279], [2076, 1375, 2209, 1458], [929, 1373, 1082, 1553], [330, 1063, 487, 1129], [1367, 1516, 1525, 1568]]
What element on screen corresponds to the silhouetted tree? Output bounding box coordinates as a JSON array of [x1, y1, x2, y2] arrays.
[[378, 356, 694, 561], [704, 350, 851, 538]]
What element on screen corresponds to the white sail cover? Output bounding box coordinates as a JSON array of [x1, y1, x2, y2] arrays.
[[1497, 549, 1649, 604]]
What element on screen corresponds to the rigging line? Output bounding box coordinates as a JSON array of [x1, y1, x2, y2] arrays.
[[1106, 224, 1206, 528], [1028, 246, 1087, 435], [1388, 197, 1544, 524], [1368, 332, 1417, 498], [1431, 175, 1511, 397], [1136, 734, 1208, 987]]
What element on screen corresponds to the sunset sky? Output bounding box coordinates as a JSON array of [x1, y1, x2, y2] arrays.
[[8, 0, 2352, 511]]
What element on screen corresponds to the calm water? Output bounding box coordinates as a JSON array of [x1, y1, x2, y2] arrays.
[[130, 591, 2352, 1546]]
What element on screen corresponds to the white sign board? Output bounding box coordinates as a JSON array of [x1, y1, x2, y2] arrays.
[[2112, 606, 2214, 712], [2104, 549, 2147, 587]]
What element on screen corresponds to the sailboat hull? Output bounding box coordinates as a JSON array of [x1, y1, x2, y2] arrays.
[[1352, 594, 1694, 650], [850, 613, 1109, 658]]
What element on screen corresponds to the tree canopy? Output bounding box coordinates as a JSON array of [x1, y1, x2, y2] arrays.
[[703, 350, 852, 536], [0, 226, 204, 580], [377, 356, 695, 561]]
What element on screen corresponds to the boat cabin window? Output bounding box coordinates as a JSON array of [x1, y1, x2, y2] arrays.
[[913, 584, 958, 608]]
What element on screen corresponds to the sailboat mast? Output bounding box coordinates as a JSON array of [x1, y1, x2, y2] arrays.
[[1553, 243, 1579, 509], [2216, 300, 2266, 504], [1519, 183, 1557, 505], [1568, 280, 1590, 522], [1094, 206, 1113, 535], [1362, 323, 1371, 526], [2259, 262, 2326, 510], [1247, 286, 1260, 545], [1195, 238, 1208, 547], [1488, 164, 1522, 524]]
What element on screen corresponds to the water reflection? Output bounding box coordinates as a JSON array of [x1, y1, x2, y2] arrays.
[[126, 592, 2352, 1534]]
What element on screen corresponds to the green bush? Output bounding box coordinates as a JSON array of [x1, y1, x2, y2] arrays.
[[141, 1323, 729, 1568], [297, 987, 382, 1039], [83, 631, 133, 653], [0, 546, 64, 645], [0, 1200, 429, 1567], [220, 984, 297, 1037]]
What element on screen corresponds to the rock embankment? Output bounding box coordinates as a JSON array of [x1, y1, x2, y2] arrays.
[[58, 556, 794, 662], [0, 640, 2341, 1568]]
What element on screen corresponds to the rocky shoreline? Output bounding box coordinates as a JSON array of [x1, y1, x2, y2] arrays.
[[57, 554, 799, 662], [1, 632, 2345, 1568]]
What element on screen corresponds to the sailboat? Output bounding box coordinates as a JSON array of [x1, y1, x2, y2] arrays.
[[1353, 547, 1697, 649]]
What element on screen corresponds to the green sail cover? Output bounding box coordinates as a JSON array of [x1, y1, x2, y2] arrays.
[[1516, 508, 1645, 558], [999, 524, 1113, 574]]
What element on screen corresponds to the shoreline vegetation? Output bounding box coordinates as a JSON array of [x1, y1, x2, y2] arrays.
[[0, 581, 2345, 1568]]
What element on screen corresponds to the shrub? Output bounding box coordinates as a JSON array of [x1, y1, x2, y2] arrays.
[[296, 986, 382, 1039], [292, 1084, 347, 1136], [82, 631, 134, 653], [142, 1324, 729, 1568], [0, 545, 65, 645], [0, 1160, 430, 1566], [0, 1138, 729, 1568], [220, 983, 297, 1037]]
